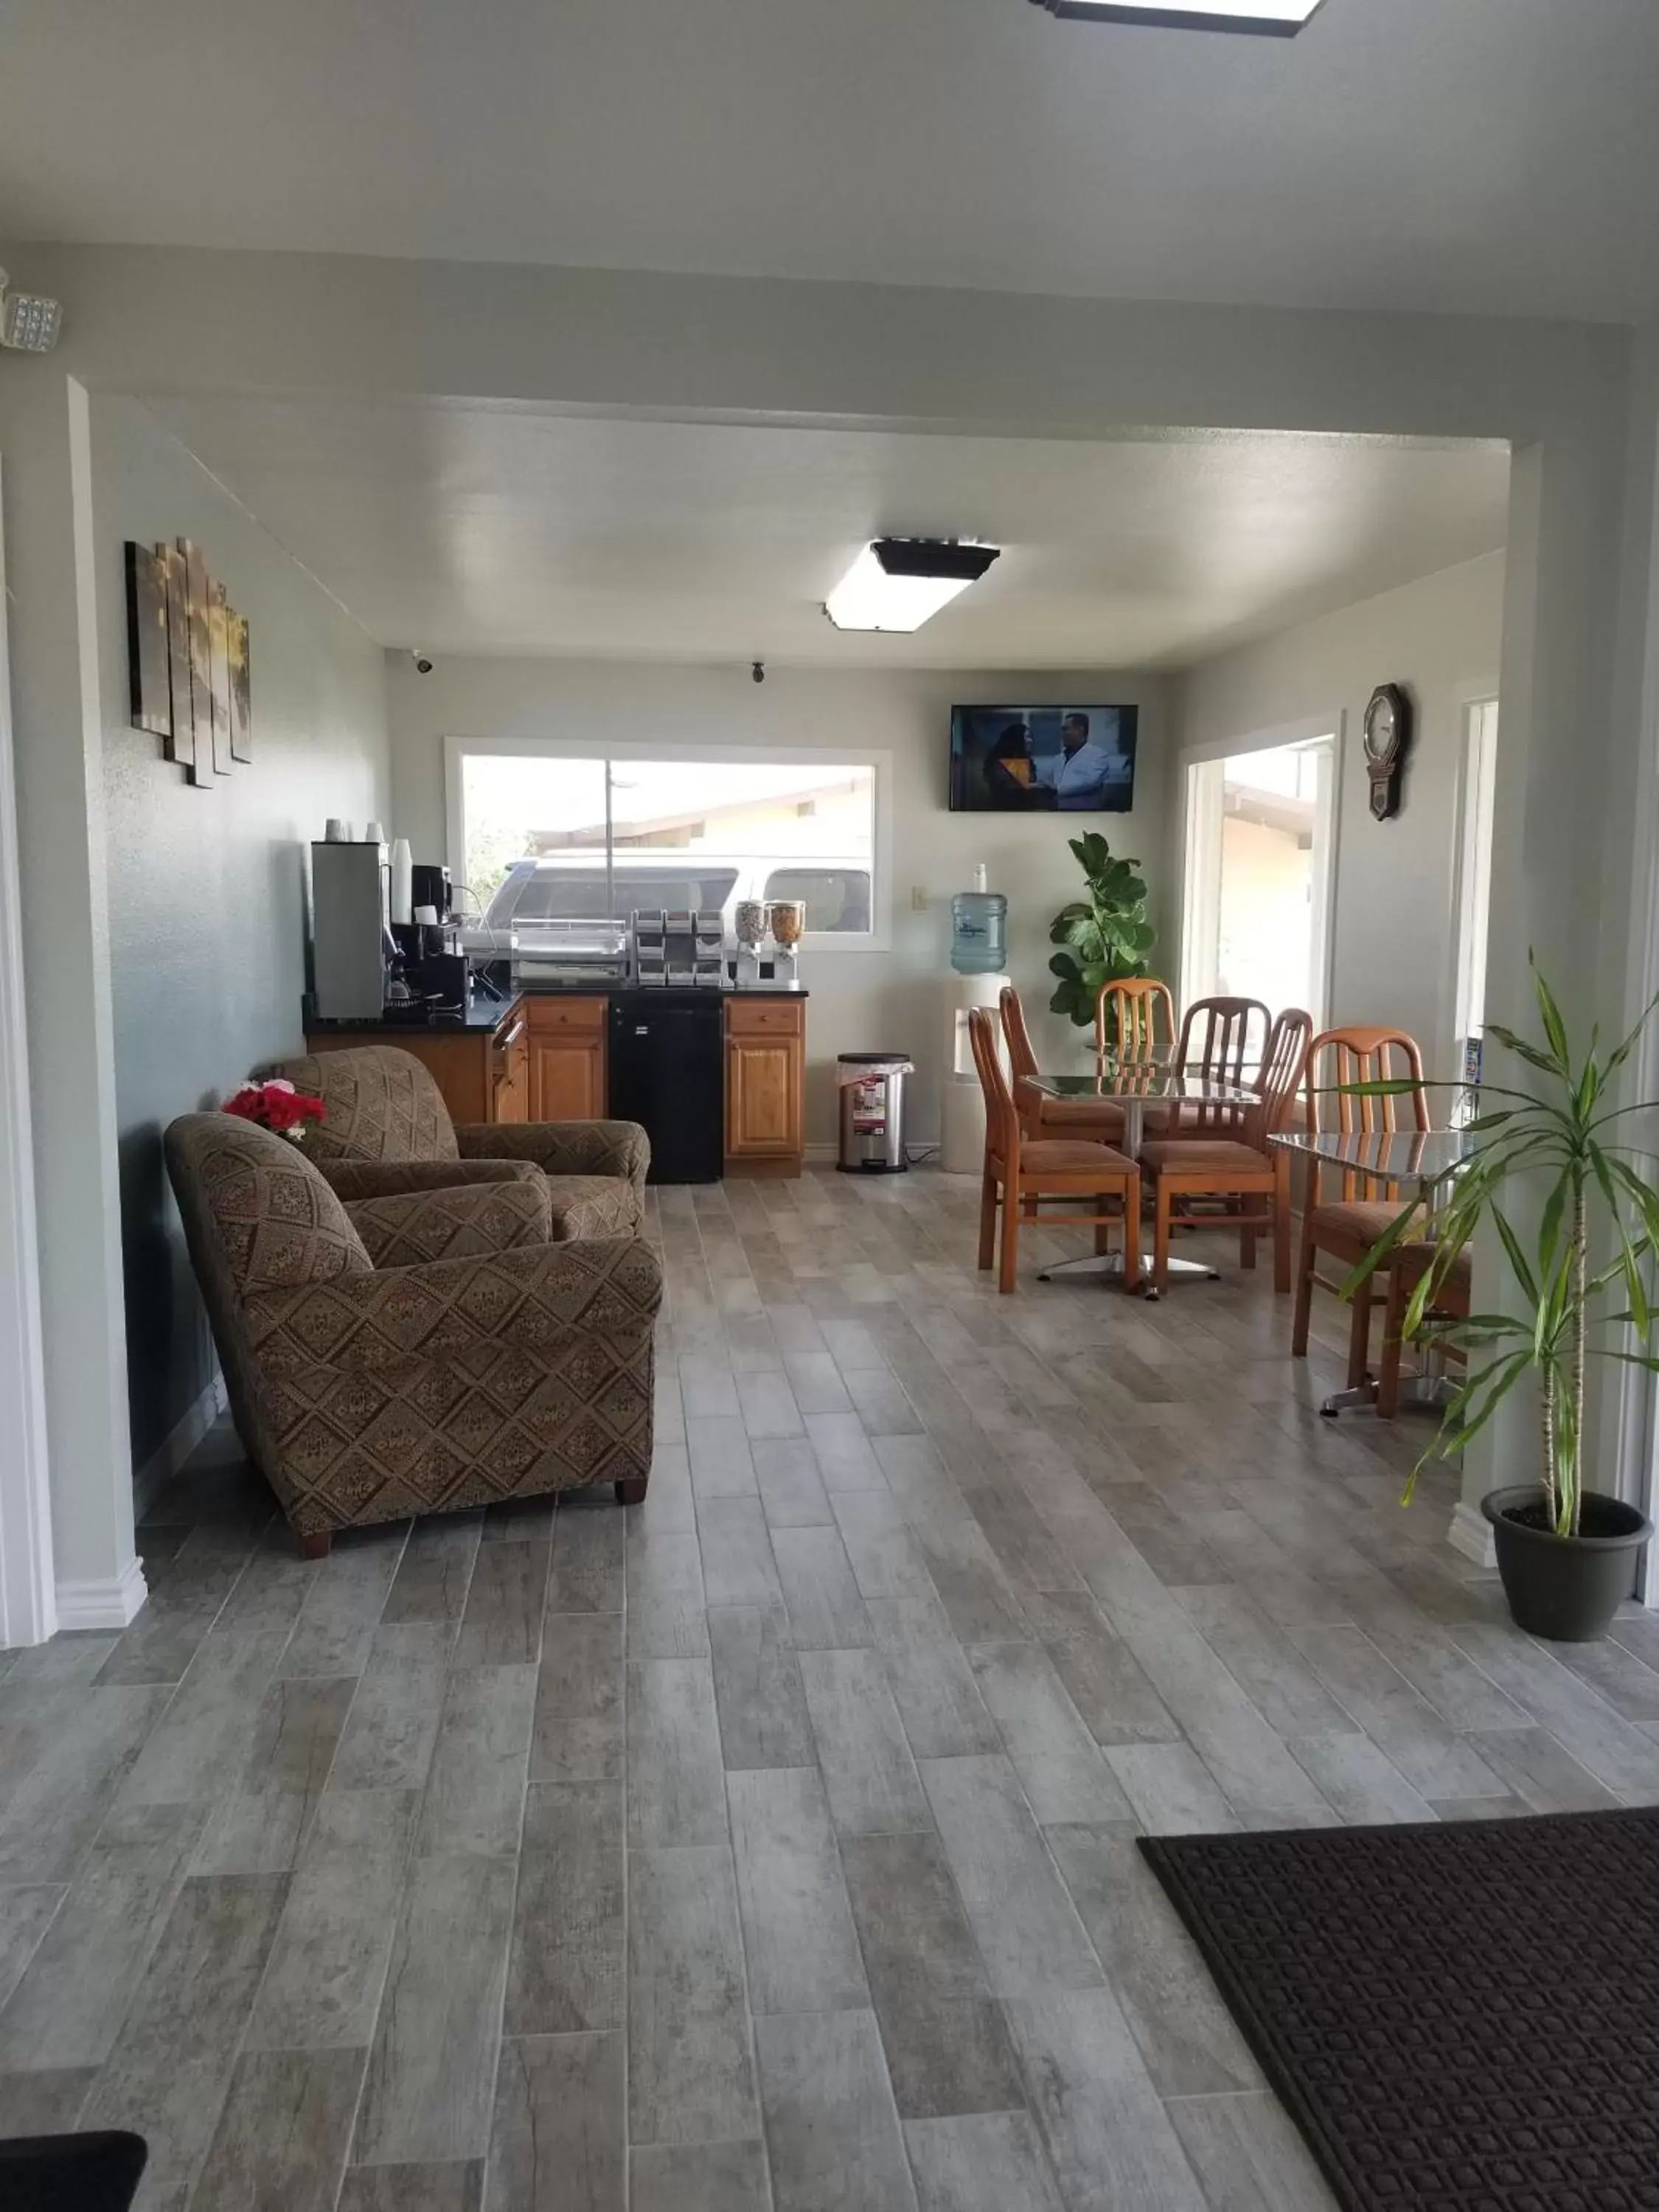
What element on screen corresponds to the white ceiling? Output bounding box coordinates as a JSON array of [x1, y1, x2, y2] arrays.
[[144, 397, 1509, 667], [4, 0, 1658, 321]]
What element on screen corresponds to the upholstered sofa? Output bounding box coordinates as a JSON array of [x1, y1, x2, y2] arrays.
[[271, 1045, 649, 1242], [164, 1112, 662, 1553]]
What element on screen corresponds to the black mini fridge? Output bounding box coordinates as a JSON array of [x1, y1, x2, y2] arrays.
[[608, 990, 726, 1183]]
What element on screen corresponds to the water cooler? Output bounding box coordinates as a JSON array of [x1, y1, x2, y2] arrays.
[[940, 866, 1009, 1174]]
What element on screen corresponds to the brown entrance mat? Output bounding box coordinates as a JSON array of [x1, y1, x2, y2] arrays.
[[1139, 1810, 1659, 2211]]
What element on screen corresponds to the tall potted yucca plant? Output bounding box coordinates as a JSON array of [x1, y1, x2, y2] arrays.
[[1353, 959, 1655, 1641]]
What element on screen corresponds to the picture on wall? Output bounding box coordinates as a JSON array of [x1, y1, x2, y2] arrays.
[[208, 579, 234, 777], [124, 543, 172, 740], [949, 703, 1138, 813], [228, 610, 253, 763], [181, 539, 216, 785], [126, 535, 254, 786], [159, 542, 195, 776]]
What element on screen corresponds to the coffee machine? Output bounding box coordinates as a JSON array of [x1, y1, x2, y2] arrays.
[[311, 842, 467, 1020], [411, 863, 452, 922]]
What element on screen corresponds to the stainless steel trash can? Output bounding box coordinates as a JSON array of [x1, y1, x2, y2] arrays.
[[836, 1054, 912, 1173]]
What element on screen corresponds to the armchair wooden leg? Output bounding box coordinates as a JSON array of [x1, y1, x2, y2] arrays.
[[1152, 1182, 1172, 1296], [1291, 1220, 1317, 1355], [616, 1476, 649, 1506], [998, 1181, 1020, 1293], [1121, 1174, 1141, 1290], [299, 1531, 331, 1561], [1273, 1162, 1293, 1295], [1239, 1216, 1257, 1270], [978, 1172, 998, 1272], [1093, 1198, 1113, 1258]]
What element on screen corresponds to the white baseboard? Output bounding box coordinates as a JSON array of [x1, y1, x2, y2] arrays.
[[133, 1371, 228, 1522], [55, 1555, 148, 1631], [1447, 1498, 1497, 1569]]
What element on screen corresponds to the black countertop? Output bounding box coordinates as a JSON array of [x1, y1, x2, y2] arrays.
[[305, 980, 808, 1035]]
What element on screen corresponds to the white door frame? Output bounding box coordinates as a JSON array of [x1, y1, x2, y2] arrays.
[[0, 455, 58, 1647], [1175, 713, 1343, 1029]]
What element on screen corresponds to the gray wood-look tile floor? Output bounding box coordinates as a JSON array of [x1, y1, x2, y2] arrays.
[[5, 1166, 1659, 2211]]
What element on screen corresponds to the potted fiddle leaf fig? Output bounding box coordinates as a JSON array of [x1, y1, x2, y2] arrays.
[[1352, 959, 1656, 1642], [1047, 832, 1157, 1039]]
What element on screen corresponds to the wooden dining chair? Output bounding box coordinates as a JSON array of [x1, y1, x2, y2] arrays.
[[1095, 977, 1177, 1062], [1158, 995, 1272, 1138], [1377, 1241, 1471, 1417], [999, 984, 1127, 1142], [1137, 1007, 1312, 1295], [1290, 1026, 1430, 1390], [969, 1007, 1140, 1293]]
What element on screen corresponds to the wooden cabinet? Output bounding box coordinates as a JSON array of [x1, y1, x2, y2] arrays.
[[488, 1009, 531, 1123], [726, 996, 805, 1175], [526, 995, 608, 1123], [308, 990, 807, 1173]]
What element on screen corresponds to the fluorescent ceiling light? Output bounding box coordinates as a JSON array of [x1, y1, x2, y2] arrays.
[[824, 540, 1001, 633], [1029, 0, 1324, 32]]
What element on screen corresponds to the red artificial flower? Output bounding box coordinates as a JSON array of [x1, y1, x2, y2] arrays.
[[223, 1080, 325, 1133]]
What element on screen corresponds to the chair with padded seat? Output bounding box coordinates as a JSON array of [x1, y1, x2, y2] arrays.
[[1377, 1239, 1472, 1417], [999, 983, 1127, 1144], [1137, 1007, 1312, 1295], [273, 1044, 648, 1242], [1095, 976, 1177, 1063], [968, 1007, 1140, 1293], [164, 1112, 662, 1554], [1290, 1025, 1430, 1391], [1155, 995, 1272, 1140]]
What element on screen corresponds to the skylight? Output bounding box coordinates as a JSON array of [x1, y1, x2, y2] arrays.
[[1029, 0, 1324, 32]]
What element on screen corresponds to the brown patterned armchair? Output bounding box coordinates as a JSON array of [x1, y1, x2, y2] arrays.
[[164, 1113, 663, 1555], [271, 1045, 649, 1242]]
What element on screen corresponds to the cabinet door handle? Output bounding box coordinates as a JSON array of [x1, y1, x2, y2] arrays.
[[494, 1019, 526, 1056]]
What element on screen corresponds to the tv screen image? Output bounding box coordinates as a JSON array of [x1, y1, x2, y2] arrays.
[[949, 704, 1138, 813]]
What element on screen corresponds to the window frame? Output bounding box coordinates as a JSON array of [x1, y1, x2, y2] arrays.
[[444, 735, 894, 952]]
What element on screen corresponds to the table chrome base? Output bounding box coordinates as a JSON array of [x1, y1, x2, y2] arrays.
[[1037, 1252, 1221, 1301], [1320, 1371, 1460, 1419]]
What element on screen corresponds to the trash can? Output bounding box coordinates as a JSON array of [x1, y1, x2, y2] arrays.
[[836, 1054, 912, 1173]]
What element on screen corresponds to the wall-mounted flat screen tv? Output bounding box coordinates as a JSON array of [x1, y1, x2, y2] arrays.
[[949, 704, 1138, 813]]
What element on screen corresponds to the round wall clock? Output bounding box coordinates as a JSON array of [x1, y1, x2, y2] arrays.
[[1363, 683, 1413, 821]]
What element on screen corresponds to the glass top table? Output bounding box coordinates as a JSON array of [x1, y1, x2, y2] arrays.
[[1020, 1062, 1260, 1293], [1022, 1066, 1259, 1157], [1267, 1127, 1475, 1197]]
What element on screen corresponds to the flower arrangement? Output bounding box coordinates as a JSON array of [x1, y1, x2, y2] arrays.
[[223, 1078, 324, 1142]]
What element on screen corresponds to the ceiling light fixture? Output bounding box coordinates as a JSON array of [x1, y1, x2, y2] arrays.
[[1028, 0, 1324, 33], [0, 269, 62, 353], [824, 539, 1001, 633]]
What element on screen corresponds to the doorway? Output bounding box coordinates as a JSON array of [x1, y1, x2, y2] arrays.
[[1180, 730, 1338, 1025]]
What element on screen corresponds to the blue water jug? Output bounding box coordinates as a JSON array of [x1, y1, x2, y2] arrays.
[[950, 868, 1007, 975]]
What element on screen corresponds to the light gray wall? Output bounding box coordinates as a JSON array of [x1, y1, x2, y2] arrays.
[[386, 656, 1169, 1149], [91, 394, 388, 1475], [1171, 552, 1506, 1078]]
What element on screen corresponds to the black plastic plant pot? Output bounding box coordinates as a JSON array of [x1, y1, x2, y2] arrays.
[[1483, 1485, 1653, 1643]]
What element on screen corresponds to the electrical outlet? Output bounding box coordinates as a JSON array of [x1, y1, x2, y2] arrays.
[[911, 885, 929, 911]]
